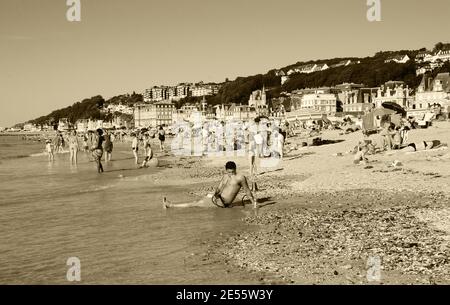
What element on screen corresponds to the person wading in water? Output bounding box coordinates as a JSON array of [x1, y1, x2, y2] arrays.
[[91, 129, 105, 173]]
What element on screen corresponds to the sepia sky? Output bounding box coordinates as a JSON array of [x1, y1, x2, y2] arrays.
[[1, 0, 450, 126]]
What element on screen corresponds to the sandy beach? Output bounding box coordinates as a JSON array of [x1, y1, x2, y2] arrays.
[[155, 121, 450, 285], [1, 122, 449, 284]]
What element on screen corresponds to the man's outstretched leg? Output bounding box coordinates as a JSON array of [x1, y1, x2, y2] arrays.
[[163, 196, 212, 209]]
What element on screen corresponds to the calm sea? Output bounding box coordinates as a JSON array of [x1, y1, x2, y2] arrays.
[[0, 135, 258, 284]]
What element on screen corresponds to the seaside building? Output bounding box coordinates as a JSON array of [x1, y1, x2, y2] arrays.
[[287, 63, 328, 75], [335, 83, 373, 114], [57, 118, 70, 131], [281, 75, 290, 85], [248, 86, 269, 115], [190, 86, 212, 97], [300, 89, 337, 114], [134, 101, 175, 128], [420, 49, 450, 64], [143, 83, 220, 102], [172, 105, 207, 123], [330, 60, 353, 68], [413, 73, 450, 115], [105, 103, 133, 115], [23, 123, 38, 132], [373, 81, 413, 109], [311, 63, 329, 73], [166, 87, 176, 100], [384, 54, 410, 64], [415, 52, 431, 63], [76, 119, 89, 132], [215, 104, 257, 122], [176, 84, 189, 99]]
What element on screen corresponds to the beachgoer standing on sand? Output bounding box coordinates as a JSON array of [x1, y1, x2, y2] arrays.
[[158, 126, 166, 152], [273, 128, 285, 159], [68, 130, 79, 165], [163, 161, 257, 209], [131, 133, 139, 165], [45, 139, 54, 161], [103, 130, 113, 162], [91, 129, 104, 173]]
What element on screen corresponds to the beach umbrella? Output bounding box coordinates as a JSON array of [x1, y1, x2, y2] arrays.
[[382, 102, 407, 117]]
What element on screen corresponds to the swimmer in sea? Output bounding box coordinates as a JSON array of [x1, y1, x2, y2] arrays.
[[163, 161, 257, 209]]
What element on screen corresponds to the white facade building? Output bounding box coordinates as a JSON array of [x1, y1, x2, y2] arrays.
[[300, 92, 337, 114]]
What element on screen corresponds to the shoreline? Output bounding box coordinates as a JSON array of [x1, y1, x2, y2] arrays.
[[2, 122, 450, 284]]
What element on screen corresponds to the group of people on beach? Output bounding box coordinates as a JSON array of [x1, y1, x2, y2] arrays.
[[130, 126, 165, 167], [354, 117, 446, 165], [44, 129, 114, 172], [42, 126, 168, 173]]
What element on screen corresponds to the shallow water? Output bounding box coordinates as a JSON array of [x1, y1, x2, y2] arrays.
[[0, 136, 258, 284]]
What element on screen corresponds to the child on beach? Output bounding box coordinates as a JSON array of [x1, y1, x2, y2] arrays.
[[45, 140, 54, 161]]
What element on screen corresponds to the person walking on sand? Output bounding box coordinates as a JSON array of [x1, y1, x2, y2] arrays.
[[91, 129, 104, 173], [68, 130, 80, 165], [163, 161, 257, 209], [131, 133, 139, 165], [103, 130, 113, 162], [158, 126, 166, 152]]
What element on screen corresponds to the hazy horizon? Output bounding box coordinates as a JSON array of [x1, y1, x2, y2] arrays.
[[1, 0, 450, 126]]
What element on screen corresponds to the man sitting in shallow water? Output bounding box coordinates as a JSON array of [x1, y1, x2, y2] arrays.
[[163, 161, 257, 209]]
